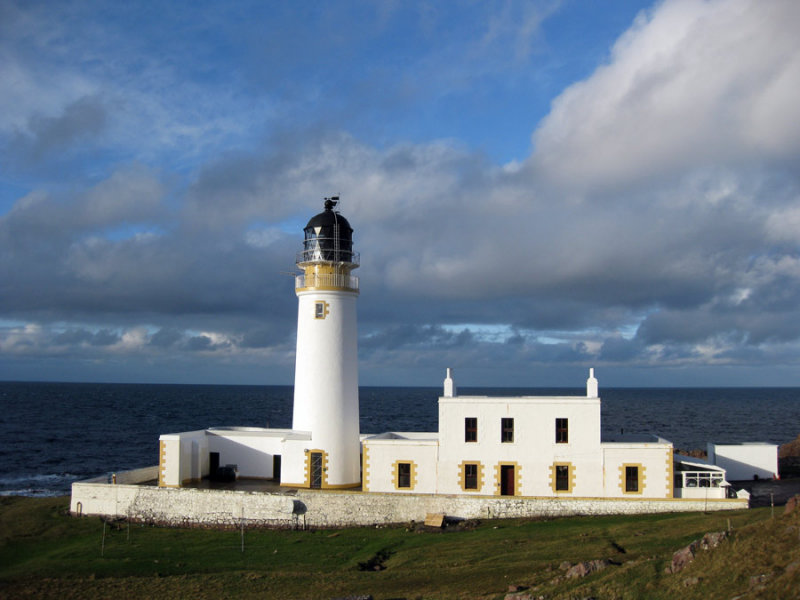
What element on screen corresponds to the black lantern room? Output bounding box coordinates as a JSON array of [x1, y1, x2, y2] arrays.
[[299, 197, 357, 264]]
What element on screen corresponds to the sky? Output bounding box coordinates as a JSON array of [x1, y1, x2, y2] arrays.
[[1, 0, 800, 388]]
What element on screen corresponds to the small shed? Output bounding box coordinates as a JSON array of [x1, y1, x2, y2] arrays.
[[707, 442, 778, 481]]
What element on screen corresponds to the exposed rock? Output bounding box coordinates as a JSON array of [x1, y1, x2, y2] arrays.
[[779, 435, 800, 478], [507, 585, 529, 592], [668, 542, 699, 574], [779, 434, 800, 459], [783, 494, 800, 515], [565, 559, 610, 578], [668, 531, 729, 573], [700, 531, 728, 549], [748, 573, 772, 590], [682, 576, 701, 586]]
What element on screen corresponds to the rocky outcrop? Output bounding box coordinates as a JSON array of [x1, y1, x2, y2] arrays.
[[779, 434, 800, 478], [668, 531, 729, 573], [783, 494, 800, 516], [565, 559, 611, 578]]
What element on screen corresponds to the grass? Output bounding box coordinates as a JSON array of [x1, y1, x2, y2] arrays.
[[0, 495, 797, 599]]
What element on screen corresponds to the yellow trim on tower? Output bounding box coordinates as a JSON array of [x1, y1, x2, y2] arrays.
[[296, 263, 359, 293], [314, 300, 330, 319], [302, 449, 328, 489]]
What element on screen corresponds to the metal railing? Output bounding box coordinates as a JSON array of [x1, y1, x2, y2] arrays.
[[296, 248, 360, 265], [295, 273, 360, 291]]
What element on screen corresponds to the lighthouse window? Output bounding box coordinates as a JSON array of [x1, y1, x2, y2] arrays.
[[465, 417, 477, 442], [501, 418, 514, 443], [314, 301, 329, 320], [556, 418, 569, 443]]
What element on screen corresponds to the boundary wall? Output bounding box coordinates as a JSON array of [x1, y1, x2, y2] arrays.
[[71, 469, 747, 528]]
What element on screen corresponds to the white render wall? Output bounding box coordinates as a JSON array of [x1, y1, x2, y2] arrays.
[[437, 395, 604, 497], [363, 435, 438, 493], [601, 443, 673, 498], [207, 428, 288, 479], [293, 289, 361, 487], [71, 477, 748, 528], [708, 443, 779, 480], [159, 430, 208, 487]]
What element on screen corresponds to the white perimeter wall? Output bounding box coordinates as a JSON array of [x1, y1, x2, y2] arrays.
[[71, 478, 747, 528]]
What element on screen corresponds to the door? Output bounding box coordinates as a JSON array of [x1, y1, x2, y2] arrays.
[[209, 452, 220, 478], [273, 455, 282, 481], [310, 452, 323, 489], [500, 465, 515, 496]]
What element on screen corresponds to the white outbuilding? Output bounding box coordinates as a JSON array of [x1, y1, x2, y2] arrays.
[[707, 442, 779, 481]]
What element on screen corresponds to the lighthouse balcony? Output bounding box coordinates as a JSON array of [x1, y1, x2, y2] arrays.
[[295, 273, 360, 292]]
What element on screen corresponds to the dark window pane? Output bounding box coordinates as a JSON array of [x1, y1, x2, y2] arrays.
[[556, 418, 568, 443], [398, 463, 411, 488], [625, 466, 638, 492], [556, 465, 569, 491], [465, 417, 477, 442], [464, 463, 478, 490], [501, 418, 514, 443]]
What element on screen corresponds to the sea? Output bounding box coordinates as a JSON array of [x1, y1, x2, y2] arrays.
[[1, 382, 799, 497]]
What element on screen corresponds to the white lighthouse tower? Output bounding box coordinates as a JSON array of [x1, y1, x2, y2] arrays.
[[290, 197, 361, 488]]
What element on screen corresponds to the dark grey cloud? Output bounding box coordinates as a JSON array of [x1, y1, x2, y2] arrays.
[[11, 96, 108, 162]]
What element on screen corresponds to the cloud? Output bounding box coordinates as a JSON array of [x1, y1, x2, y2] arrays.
[[2, 0, 800, 385], [529, 0, 800, 192], [13, 95, 108, 161]]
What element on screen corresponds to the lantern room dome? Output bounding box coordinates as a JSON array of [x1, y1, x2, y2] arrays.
[[304, 198, 353, 235], [298, 197, 358, 265]]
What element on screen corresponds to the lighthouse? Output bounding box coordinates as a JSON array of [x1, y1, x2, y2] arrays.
[[291, 197, 361, 488]]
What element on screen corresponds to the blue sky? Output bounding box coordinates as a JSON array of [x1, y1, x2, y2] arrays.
[[2, 0, 800, 387]]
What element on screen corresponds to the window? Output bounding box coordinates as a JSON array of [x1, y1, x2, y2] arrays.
[[501, 418, 514, 443], [556, 418, 568, 443], [465, 417, 477, 442], [314, 301, 327, 319], [625, 466, 639, 492], [464, 463, 479, 490], [459, 461, 483, 492], [397, 462, 411, 488], [555, 465, 570, 491]]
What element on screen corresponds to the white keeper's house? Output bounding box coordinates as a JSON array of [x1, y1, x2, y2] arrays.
[[157, 198, 740, 503]]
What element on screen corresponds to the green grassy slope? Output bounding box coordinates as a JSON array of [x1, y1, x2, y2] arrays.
[[0, 496, 797, 599]]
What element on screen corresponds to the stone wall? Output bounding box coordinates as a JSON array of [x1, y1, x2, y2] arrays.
[[71, 468, 748, 528]]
